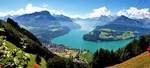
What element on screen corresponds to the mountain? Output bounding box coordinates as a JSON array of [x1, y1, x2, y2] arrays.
[[136, 18, 150, 28], [14, 11, 58, 27], [0, 15, 15, 20], [0, 18, 150, 68], [99, 15, 150, 35], [12, 11, 73, 43], [108, 15, 143, 27], [14, 11, 80, 28], [96, 16, 115, 23], [73, 16, 114, 30], [0, 18, 88, 68], [53, 15, 80, 29], [12, 11, 81, 44], [83, 15, 150, 41]]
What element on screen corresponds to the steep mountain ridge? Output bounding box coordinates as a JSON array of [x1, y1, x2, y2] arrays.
[[13, 11, 72, 43], [12, 11, 81, 44], [83, 15, 150, 42], [14, 11, 57, 27]]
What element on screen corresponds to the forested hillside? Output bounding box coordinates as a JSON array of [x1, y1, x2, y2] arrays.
[[91, 35, 150, 68]]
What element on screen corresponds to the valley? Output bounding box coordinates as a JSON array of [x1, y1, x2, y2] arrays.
[[1, 0, 150, 68], [0, 7, 150, 68]]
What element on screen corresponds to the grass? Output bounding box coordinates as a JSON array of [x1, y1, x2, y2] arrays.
[[107, 52, 150, 68], [5, 40, 17, 50], [1, 38, 46, 68], [80, 51, 93, 63], [0, 28, 5, 31], [27, 55, 46, 68]]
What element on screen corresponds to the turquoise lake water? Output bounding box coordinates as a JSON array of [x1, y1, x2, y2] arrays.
[[52, 29, 132, 52]]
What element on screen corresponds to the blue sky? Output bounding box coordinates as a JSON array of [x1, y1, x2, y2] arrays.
[[0, 0, 150, 18]]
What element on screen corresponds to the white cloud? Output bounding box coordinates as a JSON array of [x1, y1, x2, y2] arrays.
[[90, 7, 111, 17], [0, 3, 86, 18], [117, 7, 150, 19], [0, 3, 67, 17], [117, 10, 126, 16], [1, 4, 150, 19]]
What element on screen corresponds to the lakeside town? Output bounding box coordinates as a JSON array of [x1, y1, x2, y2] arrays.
[[43, 43, 93, 63]]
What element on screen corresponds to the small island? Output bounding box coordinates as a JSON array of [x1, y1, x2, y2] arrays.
[[83, 28, 135, 42]]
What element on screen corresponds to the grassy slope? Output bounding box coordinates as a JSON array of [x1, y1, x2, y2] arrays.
[[4, 39, 46, 68], [108, 52, 150, 68], [0, 19, 50, 68]]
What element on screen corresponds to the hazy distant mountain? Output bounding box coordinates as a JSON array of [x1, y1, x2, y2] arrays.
[[94, 16, 115, 23], [53, 15, 80, 29], [0, 15, 15, 20], [73, 16, 114, 29], [136, 18, 150, 28]]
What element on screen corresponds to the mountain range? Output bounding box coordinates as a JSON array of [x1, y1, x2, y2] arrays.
[[73, 16, 114, 29], [2, 11, 150, 43], [99, 15, 150, 35], [14, 11, 58, 27], [83, 15, 150, 41], [10, 11, 80, 44], [0, 12, 150, 68], [14, 11, 80, 28]]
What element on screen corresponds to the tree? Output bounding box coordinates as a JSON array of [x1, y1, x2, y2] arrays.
[[35, 54, 41, 65]]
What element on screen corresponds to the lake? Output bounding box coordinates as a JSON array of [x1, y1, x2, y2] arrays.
[[52, 29, 132, 52]]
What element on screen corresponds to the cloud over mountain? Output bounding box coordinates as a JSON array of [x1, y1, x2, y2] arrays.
[[90, 7, 111, 17], [0, 4, 150, 19], [0, 3, 65, 17], [117, 7, 150, 19]]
